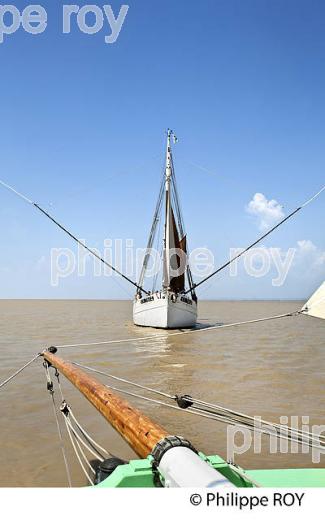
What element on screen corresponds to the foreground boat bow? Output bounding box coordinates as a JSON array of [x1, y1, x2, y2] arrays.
[[42, 349, 325, 488]]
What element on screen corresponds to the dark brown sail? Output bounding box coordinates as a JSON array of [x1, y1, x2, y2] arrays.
[[169, 207, 186, 293]]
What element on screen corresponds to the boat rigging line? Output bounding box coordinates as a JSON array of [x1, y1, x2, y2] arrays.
[[64, 412, 95, 486], [0, 352, 42, 390], [43, 361, 72, 487], [1, 294, 319, 390], [184, 185, 325, 294], [0, 179, 149, 295], [137, 169, 165, 290], [52, 309, 300, 349], [110, 387, 325, 452], [66, 405, 110, 459], [43, 361, 112, 486], [0, 310, 303, 391], [72, 362, 325, 451], [69, 360, 325, 454]]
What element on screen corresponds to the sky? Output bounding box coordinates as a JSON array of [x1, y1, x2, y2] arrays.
[[0, 0, 324, 300]]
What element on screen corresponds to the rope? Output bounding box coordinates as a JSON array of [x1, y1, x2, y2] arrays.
[[43, 363, 72, 487], [184, 184, 325, 294], [101, 383, 325, 452], [301, 185, 325, 207], [64, 418, 96, 476], [188, 400, 325, 444], [54, 370, 106, 457], [71, 362, 172, 399], [53, 310, 299, 350], [63, 414, 94, 486], [138, 169, 165, 289], [54, 369, 65, 401], [57, 399, 113, 484], [70, 360, 325, 452], [152, 208, 163, 292], [60, 400, 117, 484], [71, 360, 325, 444], [0, 353, 41, 390], [63, 414, 104, 462], [227, 462, 262, 488], [68, 407, 109, 457], [186, 395, 324, 437], [0, 179, 33, 204], [44, 365, 110, 486], [0, 178, 149, 295], [301, 294, 325, 314]]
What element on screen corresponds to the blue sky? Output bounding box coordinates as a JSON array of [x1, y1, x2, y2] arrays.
[[0, 0, 324, 299]]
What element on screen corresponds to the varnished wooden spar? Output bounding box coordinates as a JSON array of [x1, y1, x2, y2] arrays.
[[43, 351, 168, 458]]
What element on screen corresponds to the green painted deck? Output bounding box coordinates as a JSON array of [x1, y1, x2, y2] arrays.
[[247, 468, 325, 487], [97, 454, 325, 488]]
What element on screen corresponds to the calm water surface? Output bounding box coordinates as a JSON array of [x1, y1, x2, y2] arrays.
[[0, 300, 324, 487]]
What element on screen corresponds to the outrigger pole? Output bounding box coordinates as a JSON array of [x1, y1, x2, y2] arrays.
[[0, 179, 149, 295], [42, 349, 233, 487], [43, 349, 167, 458], [184, 185, 325, 295]]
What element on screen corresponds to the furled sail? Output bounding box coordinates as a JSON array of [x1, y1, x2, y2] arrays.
[[163, 198, 186, 292], [179, 235, 187, 257], [169, 207, 186, 293], [301, 281, 325, 320]]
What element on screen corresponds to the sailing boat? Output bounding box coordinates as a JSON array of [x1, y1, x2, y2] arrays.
[[133, 130, 198, 329], [0, 134, 324, 330]]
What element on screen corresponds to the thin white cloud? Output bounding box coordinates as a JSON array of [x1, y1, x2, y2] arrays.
[[229, 239, 324, 288], [253, 240, 325, 271], [246, 193, 285, 231], [296, 240, 325, 268]]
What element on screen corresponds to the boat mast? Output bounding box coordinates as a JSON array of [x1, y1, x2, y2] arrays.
[[162, 129, 196, 298], [163, 129, 173, 290]]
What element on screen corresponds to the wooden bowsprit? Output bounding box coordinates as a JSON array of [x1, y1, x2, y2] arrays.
[[42, 350, 168, 459], [42, 349, 234, 487]]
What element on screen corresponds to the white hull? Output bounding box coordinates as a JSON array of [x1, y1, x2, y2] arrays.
[[133, 292, 197, 329]]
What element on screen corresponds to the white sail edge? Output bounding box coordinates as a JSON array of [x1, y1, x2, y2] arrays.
[[301, 281, 325, 320]]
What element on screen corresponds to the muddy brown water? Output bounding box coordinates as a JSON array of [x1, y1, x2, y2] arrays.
[[0, 300, 324, 487]]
